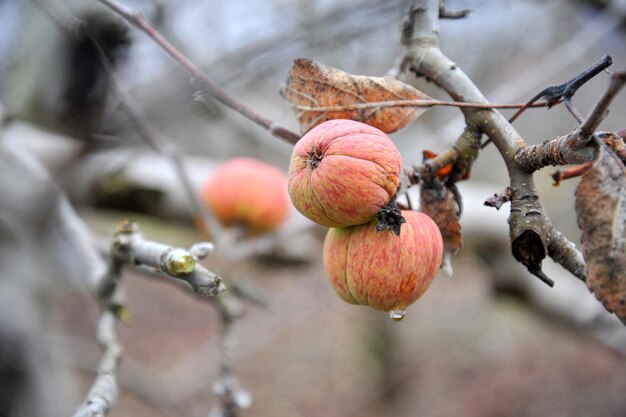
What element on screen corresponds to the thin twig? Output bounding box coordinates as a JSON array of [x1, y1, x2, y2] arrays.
[[507, 55, 612, 124], [551, 162, 593, 186], [96, 0, 301, 144], [291, 99, 547, 112], [210, 306, 250, 417], [573, 70, 626, 149], [480, 54, 613, 148], [71, 233, 126, 417], [108, 72, 231, 249], [72, 311, 122, 417], [115, 220, 225, 297], [547, 228, 586, 282], [514, 70, 626, 172], [72, 220, 225, 417]]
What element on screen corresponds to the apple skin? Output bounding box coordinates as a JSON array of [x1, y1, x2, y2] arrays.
[[201, 157, 290, 234], [288, 119, 401, 228], [323, 211, 443, 315]]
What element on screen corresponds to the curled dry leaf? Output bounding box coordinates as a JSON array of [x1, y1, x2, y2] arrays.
[[575, 146, 626, 324], [282, 58, 432, 133], [419, 177, 463, 257]]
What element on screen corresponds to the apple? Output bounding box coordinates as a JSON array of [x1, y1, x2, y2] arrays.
[[288, 119, 402, 227], [202, 157, 290, 234], [323, 210, 443, 320]]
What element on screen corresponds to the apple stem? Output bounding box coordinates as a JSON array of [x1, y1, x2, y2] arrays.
[[306, 148, 323, 169]]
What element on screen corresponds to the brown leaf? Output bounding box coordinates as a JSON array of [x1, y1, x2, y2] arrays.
[[282, 58, 432, 134], [419, 177, 463, 256], [576, 146, 626, 324]]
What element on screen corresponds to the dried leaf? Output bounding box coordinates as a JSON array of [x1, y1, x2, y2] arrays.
[[419, 177, 463, 256], [282, 58, 432, 133], [576, 146, 626, 323]]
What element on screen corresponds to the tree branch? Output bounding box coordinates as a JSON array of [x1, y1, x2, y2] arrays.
[[114, 220, 224, 297], [291, 99, 548, 112], [507, 55, 613, 124], [72, 311, 122, 417], [548, 228, 586, 282], [572, 70, 626, 150], [72, 242, 125, 417], [514, 70, 626, 172], [72, 220, 225, 417], [400, 0, 587, 284], [514, 133, 597, 172], [95, 0, 301, 144]]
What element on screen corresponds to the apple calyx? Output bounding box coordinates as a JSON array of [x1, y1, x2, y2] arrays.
[[375, 201, 406, 236]]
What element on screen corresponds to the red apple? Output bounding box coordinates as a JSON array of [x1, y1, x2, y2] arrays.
[[288, 119, 402, 227], [202, 157, 290, 234], [323, 210, 443, 320]]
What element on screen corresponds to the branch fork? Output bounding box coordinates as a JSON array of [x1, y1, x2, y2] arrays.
[[396, 0, 599, 285]]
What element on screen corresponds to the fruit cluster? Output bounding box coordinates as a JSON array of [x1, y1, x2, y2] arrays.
[[288, 120, 443, 320]]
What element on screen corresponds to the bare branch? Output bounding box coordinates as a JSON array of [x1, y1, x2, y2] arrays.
[[551, 162, 594, 186], [400, 0, 592, 285], [95, 0, 301, 144], [291, 98, 547, 112], [72, 249, 125, 417], [571, 70, 626, 150], [115, 220, 225, 297], [547, 228, 586, 282], [507, 55, 613, 124], [72, 219, 225, 417], [514, 133, 597, 172], [515, 71, 626, 172], [72, 311, 122, 417]]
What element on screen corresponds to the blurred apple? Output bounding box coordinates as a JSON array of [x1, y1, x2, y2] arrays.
[[202, 157, 290, 235]]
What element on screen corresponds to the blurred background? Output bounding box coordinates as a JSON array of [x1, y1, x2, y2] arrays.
[[1, 0, 626, 416]]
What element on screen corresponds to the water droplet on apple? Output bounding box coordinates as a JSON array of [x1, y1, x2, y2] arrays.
[[389, 310, 406, 321]]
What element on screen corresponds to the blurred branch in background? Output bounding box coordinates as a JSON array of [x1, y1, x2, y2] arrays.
[[96, 0, 301, 145], [0, 122, 108, 417], [72, 219, 227, 417], [35, 0, 231, 251]]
